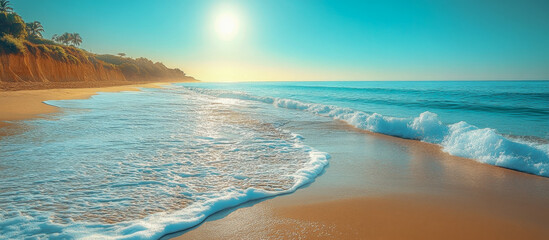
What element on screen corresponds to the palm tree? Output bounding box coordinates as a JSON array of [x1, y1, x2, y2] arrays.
[[53, 33, 70, 45], [61, 33, 71, 45], [70, 33, 82, 46], [51, 32, 83, 46], [0, 0, 13, 12], [59, 33, 71, 45], [26, 21, 44, 38]]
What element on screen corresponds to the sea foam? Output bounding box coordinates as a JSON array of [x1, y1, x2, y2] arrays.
[[186, 87, 549, 177], [80, 140, 329, 240], [0, 88, 330, 239]]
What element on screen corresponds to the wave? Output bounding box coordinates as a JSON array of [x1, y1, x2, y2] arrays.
[[310, 95, 549, 117], [184, 86, 549, 177], [272, 84, 549, 116], [0, 89, 330, 239], [80, 140, 329, 240], [1, 134, 329, 240]]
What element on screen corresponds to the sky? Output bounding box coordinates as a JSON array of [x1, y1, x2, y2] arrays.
[[13, 0, 549, 82]]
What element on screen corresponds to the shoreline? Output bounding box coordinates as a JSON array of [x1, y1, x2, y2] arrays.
[[1, 82, 548, 239], [0, 81, 177, 137], [0, 79, 198, 91], [169, 111, 549, 239]]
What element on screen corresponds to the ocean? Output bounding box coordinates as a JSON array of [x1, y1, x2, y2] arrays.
[[0, 81, 548, 239]]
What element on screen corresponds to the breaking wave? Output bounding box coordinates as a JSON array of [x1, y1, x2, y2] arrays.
[[186, 87, 549, 177]]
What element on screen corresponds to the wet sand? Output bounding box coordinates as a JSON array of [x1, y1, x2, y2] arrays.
[[173, 195, 548, 239], [168, 119, 549, 239], [276, 196, 548, 239], [0, 82, 171, 137]]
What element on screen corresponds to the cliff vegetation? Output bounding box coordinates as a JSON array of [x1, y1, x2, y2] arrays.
[[0, 0, 196, 87]]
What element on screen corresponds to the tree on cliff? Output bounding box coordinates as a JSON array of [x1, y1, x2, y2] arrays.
[[52, 33, 69, 45], [52, 32, 82, 46], [0, 12, 27, 39], [0, 1, 28, 54], [26, 21, 44, 38], [69, 33, 82, 46], [0, 0, 13, 13]]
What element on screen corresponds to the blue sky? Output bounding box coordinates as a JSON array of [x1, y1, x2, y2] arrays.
[[13, 0, 549, 81]]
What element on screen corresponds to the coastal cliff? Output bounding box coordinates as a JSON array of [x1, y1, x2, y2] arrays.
[[0, 10, 196, 90], [0, 50, 125, 83], [0, 44, 195, 85]]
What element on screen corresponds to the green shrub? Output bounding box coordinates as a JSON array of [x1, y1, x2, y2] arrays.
[[67, 46, 91, 61], [66, 54, 79, 64], [37, 44, 52, 54], [0, 34, 26, 54], [95, 54, 128, 65], [0, 12, 27, 39], [23, 41, 38, 55], [27, 36, 58, 45], [49, 45, 68, 61], [87, 55, 99, 64]]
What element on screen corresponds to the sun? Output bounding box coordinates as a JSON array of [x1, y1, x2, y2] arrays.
[[214, 11, 239, 40]]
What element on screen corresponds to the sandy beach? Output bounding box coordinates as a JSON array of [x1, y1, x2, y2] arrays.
[[3, 0, 548, 238], [166, 118, 549, 239], [2, 83, 548, 239], [0, 82, 172, 136], [173, 195, 549, 239]]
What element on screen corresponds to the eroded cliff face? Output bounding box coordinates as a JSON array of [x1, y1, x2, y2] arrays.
[[0, 53, 127, 83]]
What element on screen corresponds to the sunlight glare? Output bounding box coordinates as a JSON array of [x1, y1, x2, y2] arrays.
[[215, 11, 239, 40]]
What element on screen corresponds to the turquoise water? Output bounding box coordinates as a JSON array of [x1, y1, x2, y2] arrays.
[[0, 87, 328, 239], [0, 81, 548, 239], [181, 81, 549, 141], [181, 81, 549, 176]]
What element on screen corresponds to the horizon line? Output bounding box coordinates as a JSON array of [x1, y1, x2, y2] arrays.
[[197, 79, 549, 83]]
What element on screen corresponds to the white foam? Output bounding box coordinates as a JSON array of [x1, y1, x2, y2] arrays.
[[0, 89, 330, 239], [186, 87, 549, 177], [80, 145, 329, 240]]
